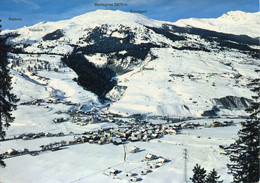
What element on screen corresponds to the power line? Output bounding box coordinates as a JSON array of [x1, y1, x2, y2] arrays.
[[183, 148, 189, 183]]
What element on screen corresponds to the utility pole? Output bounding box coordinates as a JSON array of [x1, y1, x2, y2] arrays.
[[183, 148, 189, 183]]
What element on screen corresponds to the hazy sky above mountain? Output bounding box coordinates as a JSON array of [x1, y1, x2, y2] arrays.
[[0, 0, 258, 30]]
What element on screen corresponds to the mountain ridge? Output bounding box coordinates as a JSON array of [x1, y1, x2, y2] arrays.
[[174, 10, 260, 37], [2, 9, 259, 118]]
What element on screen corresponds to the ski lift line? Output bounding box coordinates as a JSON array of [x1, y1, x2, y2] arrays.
[[123, 144, 127, 162], [183, 148, 188, 183]]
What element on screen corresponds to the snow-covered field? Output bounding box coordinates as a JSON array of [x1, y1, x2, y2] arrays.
[[0, 116, 242, 183]]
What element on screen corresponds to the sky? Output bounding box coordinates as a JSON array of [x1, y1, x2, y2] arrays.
[[0, 0, 259, 30]]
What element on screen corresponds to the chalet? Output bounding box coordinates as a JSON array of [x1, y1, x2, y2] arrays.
[[103, 132, 111, 139], [89, 139, 94, 144], [32, 134, 40, 139], [126, 172, 134, 177], [157, 163, 163, 167], [69, 132, 75, 136], [212, 121, 223, 127], [53, 118, 65, 123], [147, 130, 153, 135], [130, 146, 140, 153], [74, 136, 81, 142], [40, 145, 48, 150], [89, 116, 98, 124], [37, 132, 45, 137], [182, 122, 195, 129], [121, 137, 127, 142], [193, 123, 201, 127], [137, 133, 144, 140], [166, 129, 177, 135], [66, 140, 76, 145], [141, 169, 151, 175], [46, 99, 53, 103], [90, 134, 99, 141], [223, 121, 233, 126], [56, 110, 62, 114], [30, 151, 39, 156], [51, 146, 60, 151], [129, 136, 139, 142], [22, 136, 30, 140], [157, 158, 166, 163], [81, 136, 89, 143], [80, 122, 86, 126], [56, 132, 64, 137], [110, 169, 119, 176], [27, 133, 35, 138], [151, 133, 158, 139], [60, 141, 66, 146], [21, 148, 29, 154], [131, 132, 137, 137], [161, 125, 168, 130], [125, 131, 131, 138], [155, 128, 160, 133], [145, 153, 157, 161], [53, 99, 60, 104], [155, 124, 162, 130], [7, 149, 18, 156], [142, 135, 148, 141], [220, 152, 228, 155], [140, 128, 146, 133], [173, 124, 182, 129], [130, 177, 141, 182], [150, 164, 159, 169], [112, 137, 122, 145]]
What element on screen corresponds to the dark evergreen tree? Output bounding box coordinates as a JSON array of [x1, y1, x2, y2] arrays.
[[0, 27, 19, 140], [226, 68, 260, 182], [0, 20, 7, 168], [205, 169, 223, 183], [0, 154, 6, 168], [190, 164, 207, 183]]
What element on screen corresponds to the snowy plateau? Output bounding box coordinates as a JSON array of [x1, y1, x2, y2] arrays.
[[0, 10, 259, 183]]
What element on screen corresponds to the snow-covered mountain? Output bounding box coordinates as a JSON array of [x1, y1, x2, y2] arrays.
[[2, 10, 260, 118], [175, 10, 260, 38]]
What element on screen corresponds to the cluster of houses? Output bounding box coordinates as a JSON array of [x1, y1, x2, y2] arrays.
[[20, 99, 45, 106], [108, 152, 168, 182], [2, 118, 207, 144], [1, 120, 181, 159], [3, 131, 67, 141], [208, 120, 234, 128], [1, 148, 31, 159], [20, 98, 80, 106], [40, 121, 182, 148], [53, 117, 66, 123], [68, 110, 117, 126]]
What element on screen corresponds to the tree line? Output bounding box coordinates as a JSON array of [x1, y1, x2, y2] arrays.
[[0, 21, 19, 167]]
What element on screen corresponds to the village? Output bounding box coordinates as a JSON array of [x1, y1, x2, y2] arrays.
[[1, 98, 235, 157], [0, 97, 239, 182]]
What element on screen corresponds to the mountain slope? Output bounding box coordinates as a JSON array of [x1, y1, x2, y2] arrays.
[[2, 10, 259, 118], [174, 11, 260, 38]]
